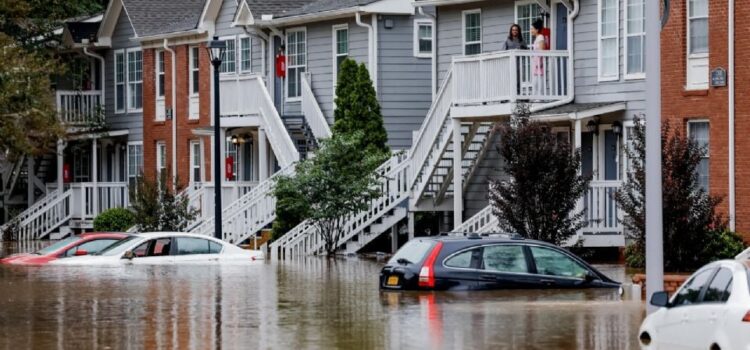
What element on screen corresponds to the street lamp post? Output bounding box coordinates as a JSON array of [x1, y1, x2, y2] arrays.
[[207, 36, 226, 240]]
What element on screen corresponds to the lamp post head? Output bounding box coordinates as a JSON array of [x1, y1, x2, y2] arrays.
[[586, 119, 599, 133], [611, 121, 623, 135], [206, 36, 226, 67]]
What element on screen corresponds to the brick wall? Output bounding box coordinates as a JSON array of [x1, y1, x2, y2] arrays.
[[632, 273, 690, 299]]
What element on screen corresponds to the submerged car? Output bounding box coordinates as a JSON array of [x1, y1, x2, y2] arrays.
[[0, 233, 128, 265], [50, 232, 263, 265], [638, 259, 750, 350], [379, 234, 619, 291]]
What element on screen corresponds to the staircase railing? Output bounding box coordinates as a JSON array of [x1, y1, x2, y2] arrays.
[[17, 189, 73, 241], [0, 189, 62, 235], [452, 205, 498, 234], [271, 152, 411, 258], [247, 75, 299, 167], [301, 74, 332, 140]]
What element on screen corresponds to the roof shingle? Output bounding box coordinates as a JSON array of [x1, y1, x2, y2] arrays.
[[122, 0, 206, 38]]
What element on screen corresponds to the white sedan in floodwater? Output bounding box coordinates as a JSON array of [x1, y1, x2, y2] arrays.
[[50, 232, 264, 265]]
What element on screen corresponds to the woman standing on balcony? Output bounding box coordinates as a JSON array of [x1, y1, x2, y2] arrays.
[[530, 19, 547, 99], [501, 24, 527, 50]]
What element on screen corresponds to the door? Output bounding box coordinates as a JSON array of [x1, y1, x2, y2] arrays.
[[603, 130, 619, 180], [690, 268, 734, 349], [478, 244, 537, 289], [657, 268, 716, 350], [528, 245, 591, 288], [581, 132, 594, 178], [441, 247, 483, 290], [555, 3, 568, 50], [129, 238, 175, 264], [172, 236, 222, 264]]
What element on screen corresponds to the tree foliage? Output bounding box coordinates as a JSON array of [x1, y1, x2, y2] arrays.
[[489, 104, 590, 246], [615, 118, 742, 271], [129, 173, 197, 232], [272, 132, 388, 255], [93, 207, 135, 232]]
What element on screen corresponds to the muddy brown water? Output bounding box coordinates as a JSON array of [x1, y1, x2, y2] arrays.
[[0, 241, 645, 350]]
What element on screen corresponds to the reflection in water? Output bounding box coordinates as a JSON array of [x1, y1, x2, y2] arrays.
[[0, 245, 644, 350]]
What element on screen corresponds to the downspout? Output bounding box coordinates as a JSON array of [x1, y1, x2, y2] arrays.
[[355, 12, 376, 91], [530, 0, 579, 113], [729, 0, 736, 230], [164, 39, 177, 189], [418, 6, 437, 100]]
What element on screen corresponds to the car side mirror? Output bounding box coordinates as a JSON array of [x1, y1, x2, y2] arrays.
[[122, 250, 135, 260], [650, 291, 671, 308], [74, 249, 89, 256], [584, 270, 597, 283]]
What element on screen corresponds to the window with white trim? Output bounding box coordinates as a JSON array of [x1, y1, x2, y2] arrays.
[[414, 20, 433, 57], [287, 28, 307, 99], [156, 141, 167, 180], [219, 37, 236, 74], [463, 10, 481, 55], [688, 121, 710, 192], [687, 0, 709, 89], [155, 50, 166, 121], [598, 0, 619, 81], [114, 50, 125, 113], [190, 47, 200, 95], [127, 49, 143, 111], [190, 140, 202, 183], [333, 24, 348, 92], [127, 142, 143, 188], [240, 37, 252, 73], [516, 3, 543, 46], [625, 0, 646, 78]]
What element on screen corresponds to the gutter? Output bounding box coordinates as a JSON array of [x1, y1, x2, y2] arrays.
[[164, 39, 178, 189], [356, 12, 377, 91], [729, 0, 736, 230], [136, 29, 205, 42], [417, 6, 437, 100]]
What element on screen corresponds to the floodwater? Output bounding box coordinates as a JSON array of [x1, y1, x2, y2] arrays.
[[0, 242, 645, 350]]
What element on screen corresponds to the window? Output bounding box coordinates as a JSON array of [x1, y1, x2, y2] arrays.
[[176, 237, 215, 255], [240, 37, 252, 73], [462, 10, 481, 55], [530, 246, 588, 279], [414, 20, 433, 57], [190, 47, 200, 95], [127, 49, 143, 111], [625, 0, 646, 78], [114, 50, 125, 113], [387, 239, 436, 265], [482, 245, 528, 273], [688, 121, 710, 192], [703, 268, 733, 303], [333, 25, 348, 83], [516, 3, 543, 46], [445, 249, 475, 268], [133, 238, 172, 258], [127, 142, 143, 187], [64, 239, 119, 257], [156, 141, 167, 179], [219, 37, 236, 74], [599, 0, 619, 81], [190, 140, 202, 183], [156, 50, 165, 98], [73, 151, 90, 182], [673, 268, 715, 306], [687, 0, 709, 89], [287, 28, 307, 99]]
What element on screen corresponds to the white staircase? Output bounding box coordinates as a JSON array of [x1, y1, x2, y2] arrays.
[[269, 152, 410, 258], [452, 205, 498, 234], [1, 189, 73, 241]]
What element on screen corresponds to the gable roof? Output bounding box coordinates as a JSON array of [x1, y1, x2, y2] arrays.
[[234, 0, 413, 27], [278, 0, 379, 18], [122, 0, 207, 38]]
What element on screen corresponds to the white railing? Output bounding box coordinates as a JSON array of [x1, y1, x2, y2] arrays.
[[0, 189, 62, 236], [581, 180, 624, 234], [271, 152, 411, 258], [17, 189, 73, 241], [69, 182, 129, 219], [301, 74, 332, 140], [56, 90, 103, 126], [452, 205, 498, 234], [182, 182, 207, 229], [220, 75, 299, 167], [452, 50, 571, 105]]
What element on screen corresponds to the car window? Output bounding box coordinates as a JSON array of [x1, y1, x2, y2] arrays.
[[209, 241, 223, 254], [98, 236, 140, 256], [63, 239, 119, 257], [482, 245, 528, 273], [388, 240, 436, 265], [36, 237, 80, 255], [445, 249, 475, 268], [672, 268, 715, 306], [177, 237, 214, 255], [530, 246, 588, 279], [132, 238, 172, 258], [702, 268, 733, 303]]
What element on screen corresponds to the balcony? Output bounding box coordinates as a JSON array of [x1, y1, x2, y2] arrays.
[[56, 90, 104, 127], [451, 50, 571, 118]]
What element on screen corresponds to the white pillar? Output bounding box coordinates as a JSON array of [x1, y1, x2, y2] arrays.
[[92, 138, 98, 216], [57, 140, 65, 192], [259, 128, 268, 181], [407, 211, 415, 241], [574, 119, 582, 153], [452, 118, 463, 229]]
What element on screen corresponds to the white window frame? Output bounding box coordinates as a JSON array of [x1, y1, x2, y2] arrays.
[[624, 0, 646, 80], [218, 35, 237, 75], [687, 119, 710, 192], [413, 19, 434, 58], [514, 1, 544, 47], [114, 49, 125, 114], [286, 27, 307, 102], [239, 35, 252, 73], [686, 0, 709, 90], [189, 140, 203, 183], [155, 50, 166, 121], [156, 141, 167, 178], [127, 141, 143, 185], [188, 46, 200, 120], [597, 0, 620, 82], [126, 48, 143, 113], [189, 46, 200, 97], [332, 24, 349, 98], [462, 9, 482, 55]]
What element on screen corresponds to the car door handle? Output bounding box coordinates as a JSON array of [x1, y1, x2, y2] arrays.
[[479, 274, 496, 281], [540, 279, 556, 285]]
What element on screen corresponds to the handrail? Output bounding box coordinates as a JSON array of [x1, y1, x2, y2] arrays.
[[248, 75, 300, 167], [1, 189, 61, 232], [17, 189, 73, 241], [301, 74, 332, 140], [452, 205, 497, 233]]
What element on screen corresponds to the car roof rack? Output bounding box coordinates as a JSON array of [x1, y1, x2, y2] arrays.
[[437, 232, 525, 240]]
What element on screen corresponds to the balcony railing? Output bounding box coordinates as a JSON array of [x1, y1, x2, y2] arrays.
[[581, 180, 623, 234], [452, 50, 571, 106], [56, 90, 103, 126]]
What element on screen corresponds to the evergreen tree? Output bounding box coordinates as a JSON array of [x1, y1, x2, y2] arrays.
[[130, 173, 197, 232]]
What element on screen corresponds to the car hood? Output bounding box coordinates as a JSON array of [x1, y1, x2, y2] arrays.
[[0, 253, 37, 264]]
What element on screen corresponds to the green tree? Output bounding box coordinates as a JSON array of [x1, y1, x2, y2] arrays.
[[0, 0, 103, 50], [615, 118, 741, 271], [332, 59, 389, 154], [93, 207, 135, 232], [273, 132, 388, 255], [488, 104, 590, 246], [129, 173, 197, 232]]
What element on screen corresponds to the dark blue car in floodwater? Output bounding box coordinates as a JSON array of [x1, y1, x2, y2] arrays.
[[379, 234, 620, 291]]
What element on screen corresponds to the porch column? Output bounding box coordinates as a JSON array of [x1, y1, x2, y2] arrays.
[[92, 138, 98, 216], [27, 157, 35, 206], [57, 140, 65, 192], [259, 128, 268, 181], [573, 119, 582, 155], [407, 211, 415, 241], [452, 118, 463, 229]]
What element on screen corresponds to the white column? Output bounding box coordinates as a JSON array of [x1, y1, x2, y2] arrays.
[[259, 128, 268, 181], [407, 211, 415, 241], [92, 138, 98, 217], [574, 119, 582, 154], [452, 118, 463, 229], [57, 140, 65, 192]]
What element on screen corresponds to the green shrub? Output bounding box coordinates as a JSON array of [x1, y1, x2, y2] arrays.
[[702, 230, 746, 262], [93, 208, 135, 232]]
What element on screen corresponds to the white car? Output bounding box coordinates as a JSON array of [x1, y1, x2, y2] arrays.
[[638, 258, 750, 350], [50, 232, 264, 265]]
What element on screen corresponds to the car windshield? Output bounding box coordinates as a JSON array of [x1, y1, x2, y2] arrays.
[[35, 237, 80, 255], [97, 236, 142, 256], [388, 240, 436, 265]]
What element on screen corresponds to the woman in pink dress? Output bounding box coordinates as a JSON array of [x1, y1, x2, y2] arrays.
[[530, 19, 546, 99]]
